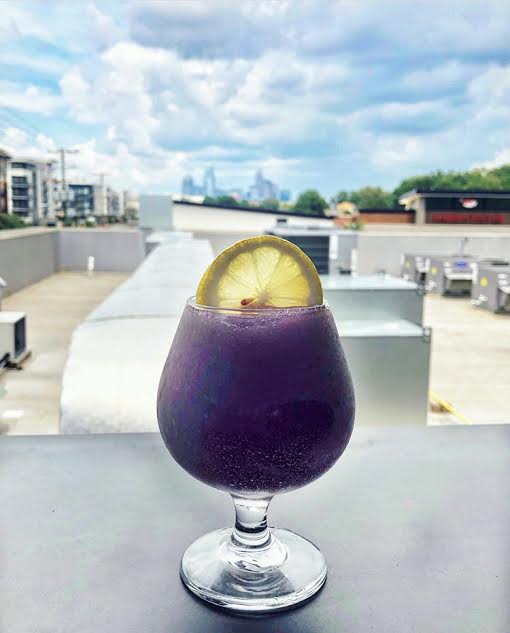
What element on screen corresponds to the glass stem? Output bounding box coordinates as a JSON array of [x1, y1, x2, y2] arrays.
[[231, 495, 272, 549]]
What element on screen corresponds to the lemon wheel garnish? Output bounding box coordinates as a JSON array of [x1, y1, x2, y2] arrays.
[[196, 235, 323, 309]]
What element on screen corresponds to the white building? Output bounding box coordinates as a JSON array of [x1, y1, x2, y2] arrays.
[[123, 191, 139, 219], [9, 158, 55, 223]]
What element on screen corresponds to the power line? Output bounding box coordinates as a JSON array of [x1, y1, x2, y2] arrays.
[[0, 106, 47, 140]]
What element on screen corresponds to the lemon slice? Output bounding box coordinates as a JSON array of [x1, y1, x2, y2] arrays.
[[196, 235, 323, 309]]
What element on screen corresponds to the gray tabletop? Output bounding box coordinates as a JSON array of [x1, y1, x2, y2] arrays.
[[1, 425, 509, 633]]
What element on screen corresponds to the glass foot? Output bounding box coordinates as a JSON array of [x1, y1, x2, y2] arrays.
[[180, 527, 327, 613]]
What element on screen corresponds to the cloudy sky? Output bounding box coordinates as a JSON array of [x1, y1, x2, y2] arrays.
[[1, 1, 510, 197]]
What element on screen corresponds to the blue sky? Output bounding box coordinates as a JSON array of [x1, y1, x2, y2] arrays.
[[1, 1, 510, 197]]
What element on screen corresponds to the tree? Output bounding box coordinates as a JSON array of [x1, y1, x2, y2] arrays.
[[332, 190, 351, 204], [333, 187, 395, 208], [216, 195, 240, 207], [261, 198, 279, 210], [392, 166, 510, 199], [293, 190, 329, 215], [349, 186, 395, 209], [0, 213, 26, 230], [491, 165, 510, 188], [203, 195, 240, 208]]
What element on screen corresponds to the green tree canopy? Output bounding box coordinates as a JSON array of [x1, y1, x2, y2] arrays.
[[293, 189, 329, 215], [203, 195, 240, 207], [393, 166, 510, 199], [0, 213, 26, 230], [334, 186, 395, 208]]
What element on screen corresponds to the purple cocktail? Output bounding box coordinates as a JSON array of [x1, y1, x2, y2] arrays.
[[158, 302, 354, 496], [157, 299, 355, 612]]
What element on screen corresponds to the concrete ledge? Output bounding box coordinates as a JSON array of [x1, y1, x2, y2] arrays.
[[60, 237, 214, 433], [0, 228, 145, 295]]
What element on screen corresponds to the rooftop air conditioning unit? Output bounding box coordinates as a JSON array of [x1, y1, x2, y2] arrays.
[[0, 312, 27, 365]]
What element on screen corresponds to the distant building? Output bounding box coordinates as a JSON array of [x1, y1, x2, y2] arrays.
[[182, 166, 286, 204], [67, 183, 100, 217], [399, 188, 510, 225], [247, 169, 279, 203], [106, 187, 121, 217], [279, 189, 292, 203], [9, 158, 55, 223], [202, 167, 216, 197], [0, 149, 10, 215], [182, 175, 193, 196], [123, 190, 139, 219], [182, 175, 197, 196]]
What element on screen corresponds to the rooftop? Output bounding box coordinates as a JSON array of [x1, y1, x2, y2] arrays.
[[400, 188, 510, 201], [2, 256, 509, 434], [0, 271, 129, 435], [175, 198, 328, 219]]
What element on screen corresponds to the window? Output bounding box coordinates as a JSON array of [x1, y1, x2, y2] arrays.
[[12, 188, 29, 197], [13, 199, 29, 209], [12, 176, 28, 185]]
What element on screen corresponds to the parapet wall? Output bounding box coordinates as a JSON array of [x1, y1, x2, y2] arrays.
[[0, 228, 59, 295], [0, 228, 145, 296]]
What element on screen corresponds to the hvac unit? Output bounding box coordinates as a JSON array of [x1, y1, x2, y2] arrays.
[[0, 312, 27, 364]]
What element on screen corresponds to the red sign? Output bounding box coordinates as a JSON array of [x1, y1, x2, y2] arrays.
[[460, 198, 478, 209], [429, 212, 506, 224]]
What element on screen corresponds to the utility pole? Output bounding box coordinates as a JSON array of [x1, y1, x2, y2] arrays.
[[53, 148, 79, 218]]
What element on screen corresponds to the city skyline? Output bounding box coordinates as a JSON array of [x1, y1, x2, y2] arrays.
[[181, 167, 291, 203], [1, 2, 510, 197]]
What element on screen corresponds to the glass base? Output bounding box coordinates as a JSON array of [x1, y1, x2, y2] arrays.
[[180, 527, 327, 613]]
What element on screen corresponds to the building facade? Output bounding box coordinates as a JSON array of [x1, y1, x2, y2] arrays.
[[106, 187, 121, 217], [9, 159, 55, 223], [399, 189, 510, 225], [0, 149, 10, 215], [67, 184, 99, 217], [247, 169, 279, 203], [202, 167, 216, 197], [123, 190, 139, 219]]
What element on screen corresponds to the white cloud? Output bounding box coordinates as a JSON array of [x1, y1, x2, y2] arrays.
[[370, 136, 425, 169], [86, 3, 122, 51], [0, 81, 60, 114], [474, 148, 510, 170], [0, 127, 56, 159], [3, 1, 510, 196]]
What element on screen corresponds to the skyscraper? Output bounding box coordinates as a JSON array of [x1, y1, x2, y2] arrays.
[[202, 167, 216, 197], [248, 169, 278, 202], [182, 175, 196, 196], [0, 149, 10, 215]]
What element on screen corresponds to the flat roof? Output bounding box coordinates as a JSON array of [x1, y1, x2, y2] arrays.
[[400, 188, 510, 202], [358, 207, 413, 214], [174, 198, 330, 220]]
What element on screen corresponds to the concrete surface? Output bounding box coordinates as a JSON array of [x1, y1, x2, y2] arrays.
[[0, 228, 58, 295], [0, 227, 144, 297], [0, 272, 129, 435], [2, 253, 509, 434], [60, 238, 214, 433], [425, 293, 510, 425], [2, 426, 509, 633], [58, 228, 146, 272]]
